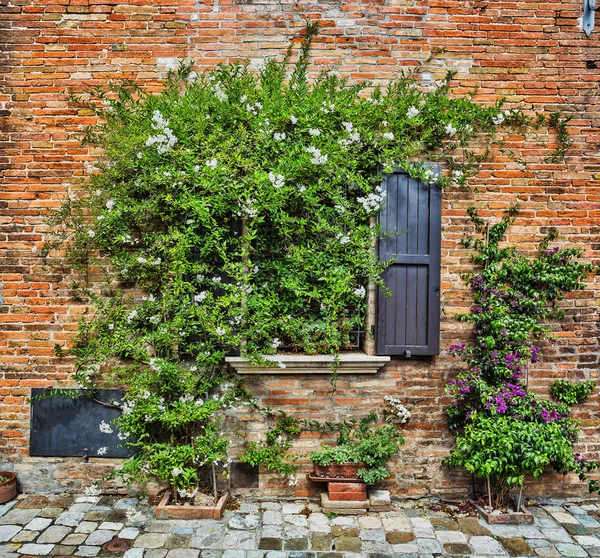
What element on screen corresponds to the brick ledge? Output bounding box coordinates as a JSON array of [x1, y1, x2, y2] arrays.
[[225, 354, 390, 374]]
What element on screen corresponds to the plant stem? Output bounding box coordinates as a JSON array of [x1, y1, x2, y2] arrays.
[[487, 476, 492, 510], [516, 484, 523, 512], [212, 464, 217, 500]]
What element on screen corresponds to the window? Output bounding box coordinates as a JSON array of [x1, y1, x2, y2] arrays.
[[375, 168, 442, 357]]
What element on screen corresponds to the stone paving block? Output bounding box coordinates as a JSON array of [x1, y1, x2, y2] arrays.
[[535, 549, 561, 558], [39, 507, 63, 519], [436, 530, 467, 544], [416, 537, 443, 555], [99, 521, 124, 530], [385, 531, 414, 544], [331, 516, 357, 527], [583, 506, 599, 512], [566, 523, 593, 536], [550, 512, 580, 525], [75, 497, 100, 505], [470, 535, 509, 555], [579, 516, 600, 529], [56, 511, 86, 527], [145, 551, 169, 558], [85, 529, 115, 546], [311, 532, 332, 551], [430, 516, 459, 531], [381, 513, 410, 533], [0, 509, 41, 526], [358, 529, 386, 542], [282, 504, 303, 515], [359, 516, 382, 530], [75, 546, 101, 557], [75, 521, 98, 534], [239, 503, 259, 514], [52, 545, 78, 556], [284, 537, 308, 551], [258, 536, 282, 550], [260, 525, 283, 539], [333, 536, 361, 552], [69, 503, 94, 513], [261, 503, 281, 511], [38, 525, 71, 543], [11, 530, 38, 543], [391, 542, 418, 554], [120, 527, 140, 539], [443, 542, 471, 555], [0, 526, 21, 543], [200, 551, 223, 558], [134, 532, 170, 548], [166, 550, 201, 558], [264, 552, 286, 558], [555, 543, 588, 557], [566, 507, 588, 516], [113, 499, 138, 510], [23, 517, 51, 531], [165, 533, 193, 549], [530, 539, 553, 548], [16, 543, 55, 555], [457, 517, 492, 537], [262, 511, 282, 525], [283, 525, 309, 539], [222, 530, 255, 550], [499, 536, 535, 556], [84, 511, 107, 522], [0, 500, 18, 519], [574, 535, 600, 547], [284, 515, 307, 527], [62, 533, 88, 545], [542, 528, 574, 543], [124, 548, 145, 558]]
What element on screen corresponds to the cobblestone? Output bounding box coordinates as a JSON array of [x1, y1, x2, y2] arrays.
[[3, 493, 600, 557]]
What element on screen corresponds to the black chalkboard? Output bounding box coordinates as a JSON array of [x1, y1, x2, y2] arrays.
[[30, 388, 133, 458]]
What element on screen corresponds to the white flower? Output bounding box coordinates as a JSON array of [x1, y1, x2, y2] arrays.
[[452, 170, 464, 184], [273, 132, 286, 141], [445, 123, 457, 137], [87, 230, 95, 238], [151, 111, 169, 130], [152, 257, 161, 265], [268, 172, 285, 189], [354, 286, 366, 298], [336, 233, 350, 245], [271, 338, 282, 349], [205, 158, 218, 169], [97, 447, 108, 456], [288, 474, 298, 487], [106, 199, 115, 210], [240, 94, 247, 102], [492, 112, 505, 125], [423, 167, 441, 183], [382, 132, 394, 140], [308, 128, 321, 136], [407, 106, 420, 119], [305, 146, 327, 165], [149, 315, 161, 325], [357, 190, 386, 213], [108, 323, 114, 330], [121, 400, 135, 415], [96, 215, 105, 221], [177, 488, 187, 499], [384, 395, 411, 423], [137, 152, 143, 159], [211, 276, 222, 283], [194, 291, 207, 303], [149, 358, 161, 372], [99, 421, 113, 434], [126, 310, 138, 323], [342, 121, 353, 132], [84, 485, 101, 496], [172, 467, 183, 477], [290, 115, 298, 124], [338, 131, 361, 148], [212, 82, 228, 102], [117, 431, 129, 441], [382, 120, 388, 127], [215, 327, 226, 336], [137, 257, 147, 264]]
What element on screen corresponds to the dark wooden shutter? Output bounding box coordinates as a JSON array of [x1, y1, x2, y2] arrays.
[[376, 168, 441, 356]]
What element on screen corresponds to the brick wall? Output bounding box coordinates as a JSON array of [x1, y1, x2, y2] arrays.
[[1, 0, 599, 496]]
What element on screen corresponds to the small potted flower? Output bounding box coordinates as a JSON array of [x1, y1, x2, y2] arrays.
[[0, 472, 17, 504], [309, 397, 410, 486]]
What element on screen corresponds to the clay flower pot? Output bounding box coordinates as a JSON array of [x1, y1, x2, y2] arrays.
[[312, 463, 365, 480], [0, 472, 17, 504]]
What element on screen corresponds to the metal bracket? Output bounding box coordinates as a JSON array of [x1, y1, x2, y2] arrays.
[[404, 350, 412, 359], [584, 0, 596, 37]]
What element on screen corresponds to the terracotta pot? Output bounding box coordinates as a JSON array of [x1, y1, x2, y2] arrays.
[[0, 472, 17, 504], [155, 491, 228, 520], [313, 463, 365, 479]]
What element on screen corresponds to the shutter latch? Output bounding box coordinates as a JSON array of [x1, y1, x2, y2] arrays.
[[404, 350, 412, 359]]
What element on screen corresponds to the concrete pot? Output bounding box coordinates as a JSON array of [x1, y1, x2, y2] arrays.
[[0, 472, 17, 504]]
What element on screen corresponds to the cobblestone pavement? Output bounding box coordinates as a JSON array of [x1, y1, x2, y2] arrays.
[[2, 493, 600, 557]]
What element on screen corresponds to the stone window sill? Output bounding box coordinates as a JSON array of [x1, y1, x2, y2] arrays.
[[225, 353, 390, 375]]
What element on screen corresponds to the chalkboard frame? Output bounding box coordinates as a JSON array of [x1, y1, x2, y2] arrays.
[[30, 388, 133, 458]]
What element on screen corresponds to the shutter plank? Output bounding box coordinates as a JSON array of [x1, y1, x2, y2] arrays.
[[376, 168, 441, 356]]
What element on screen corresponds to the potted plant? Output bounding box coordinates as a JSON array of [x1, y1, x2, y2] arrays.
[[309, 397, 410, 486], [0, 472, 17, 504]]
